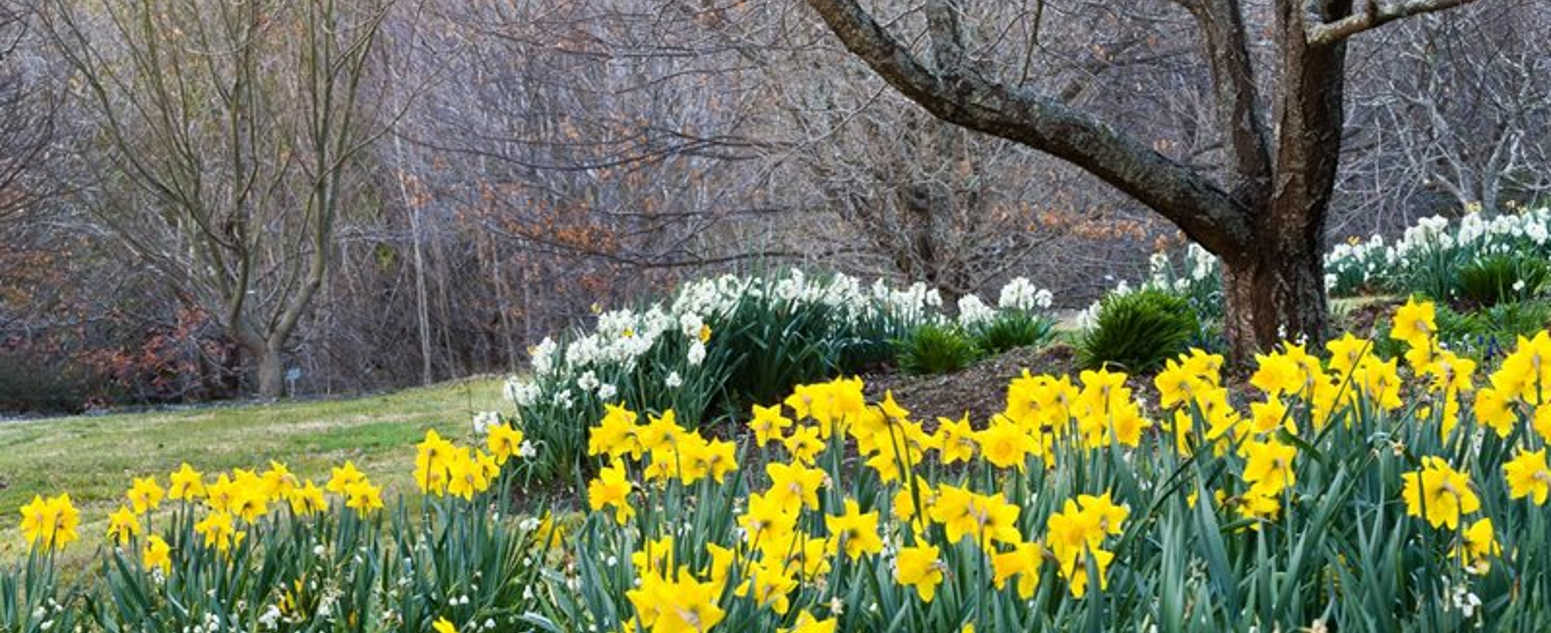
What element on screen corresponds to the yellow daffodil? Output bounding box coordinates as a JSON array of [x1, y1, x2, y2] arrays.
[[894, 544, 945, 602], [625, 567, 725, 633], [1503, 448, 1551, 505], [736, 558, 798, 614], [739, 491, 797, 551], [825, 498, 882, 560], [930, 484, 1022, 545], [1390, 297, 1436, 346], [143, 535, 171, 574], [261, 461, 299, 500], [487, 423, 526, 465], [326, 461, 366, 495], [127, 476, 165, 514], [1325, 333, 1371, 376], [1251, 351, 1304, 397], [194, 511, 240, 553], [991, 539, 1043, 599], [587, 459, 635, 524], [749, 403, 794, 447], [588, 403, 643, 459], [933, 414, 977, 464], [168, 463, 206, 501], [344, 479, 384, 517], [106, 505, 141, 546], [1058, 546, 1114, 598], [1402, 456, 1480, 530], [1241, 438, 1298, 497], [976, 419, 1036, 471], [778, 611, 836, 633], [1473, 387, 1517, 437], [781, 426, 825, 464], [287, 480, 328, 515], [766, 461, 826, 512], [637, 410, 685, 453], [1452, 517, 1500, 575], [230, 485, 270, 524], [446, 449, 487, 501]]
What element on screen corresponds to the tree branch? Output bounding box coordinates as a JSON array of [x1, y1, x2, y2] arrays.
[[1306, 0, 1481, 47], [803, 0, 1255, 255], [1187, 0, 1272, 203]]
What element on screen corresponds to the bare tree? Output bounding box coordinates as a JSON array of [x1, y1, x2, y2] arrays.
[[41, 0, 397, 396], [800, 0, 1486, 356], [1335, 2, 1550, 233], [0, 0, 54, 221]]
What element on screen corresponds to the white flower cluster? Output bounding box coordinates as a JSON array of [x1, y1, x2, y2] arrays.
[[503, 376, 540, 407], [956, 294, 998, 328], [997, 276, 1054, 312], [1325, 207, 1551, 295], [503, 270, 1057, 412], [471, 411, 501, 435], [1445, 581, 1483, 619]]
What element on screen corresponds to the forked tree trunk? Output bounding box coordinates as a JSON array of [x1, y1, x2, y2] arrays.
[[1221, 226, 1328, 359], [256, 343, 285, 398]]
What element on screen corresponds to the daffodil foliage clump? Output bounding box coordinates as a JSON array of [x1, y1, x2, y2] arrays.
[[530, 298, 1551, 632], [4, 423, 564, 633]]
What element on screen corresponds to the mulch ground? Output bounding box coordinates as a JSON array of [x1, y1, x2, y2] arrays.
[[861, 344, 1080, 427]]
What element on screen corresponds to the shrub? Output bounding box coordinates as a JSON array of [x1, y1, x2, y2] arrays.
[[894, 323, 981, 375], [968, 311, 1054, 355], [0, 351, 95, 414], [1078, 289, 1198, 372], [1455, 254, 1548, 307], [1481, 300, 1551, 338]]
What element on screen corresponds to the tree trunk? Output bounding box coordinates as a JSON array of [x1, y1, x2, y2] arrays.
[[1221, 230, 1327, 360], [256, 344, 285, 398]]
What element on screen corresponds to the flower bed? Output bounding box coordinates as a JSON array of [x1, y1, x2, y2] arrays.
[[503, 270, 1053, 481], [10, 301, 1551, 631]]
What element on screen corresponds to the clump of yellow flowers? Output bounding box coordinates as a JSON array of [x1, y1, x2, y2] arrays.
[[19, 493, 79, 551], [581, 371, 1134, 633], [15, 419, 536, 570]]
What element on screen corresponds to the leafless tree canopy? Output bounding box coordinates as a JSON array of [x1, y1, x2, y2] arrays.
[[0, 0, 1545, 408]]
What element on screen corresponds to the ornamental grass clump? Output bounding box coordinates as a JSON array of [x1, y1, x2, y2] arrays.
[[895, 323, 982, 375], [1077, 288, 1198, 372]]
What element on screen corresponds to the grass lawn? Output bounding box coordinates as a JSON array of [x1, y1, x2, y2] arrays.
[[0, 376, 507, 564]]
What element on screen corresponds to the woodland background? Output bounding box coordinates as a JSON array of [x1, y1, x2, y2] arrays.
[[0, 0, 1546, 411]]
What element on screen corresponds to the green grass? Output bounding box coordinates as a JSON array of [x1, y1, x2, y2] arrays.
[[0, 376, 506, 562]]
